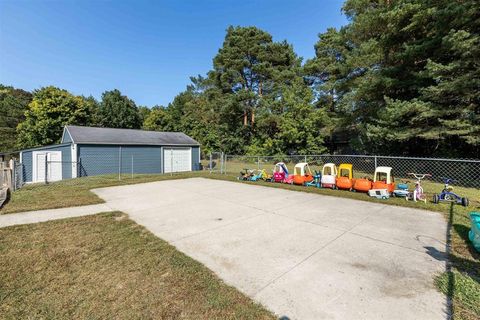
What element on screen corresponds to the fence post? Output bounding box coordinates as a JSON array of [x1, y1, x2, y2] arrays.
[[224, 154, 227, 175], [11, 160, 15, 191], [170, 148, 173, 176], [45, 156, 48, 185], [257, 156, 260, 170], [209, 153, 212, 173], [131, 155, 133, 179], [118, 146, 122, 181], [374, 155, 378, 169], [304, 155, 307, 163], [220, 152, 224, 174]]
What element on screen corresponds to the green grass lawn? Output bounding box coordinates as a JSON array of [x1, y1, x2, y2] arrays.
[[0, 212, 275, 319], [1, 170, 479, 319], [0, 172, 210, 214]]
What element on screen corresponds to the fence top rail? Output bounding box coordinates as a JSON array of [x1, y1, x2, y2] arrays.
[[224, 154, 480, 163]]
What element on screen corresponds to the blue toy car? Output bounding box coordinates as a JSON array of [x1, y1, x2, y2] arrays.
[[393, 182, 409, 198], [433, 177, 469, 207]]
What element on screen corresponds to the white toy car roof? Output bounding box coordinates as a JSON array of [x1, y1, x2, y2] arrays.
[[375, 166, 392, 173], [295, 162, 309, 167]]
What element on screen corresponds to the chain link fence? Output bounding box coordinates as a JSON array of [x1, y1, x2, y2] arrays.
[[9, 151, 221, 192], [201, 152, 225, 174], [225, 154, 480, 189], [7, 151, 480, 196]]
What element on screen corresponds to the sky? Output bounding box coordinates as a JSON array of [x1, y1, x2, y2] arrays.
[[0, 0, 348, 107]]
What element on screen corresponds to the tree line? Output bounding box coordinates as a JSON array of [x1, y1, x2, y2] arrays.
[[1, 0, 478, 158]]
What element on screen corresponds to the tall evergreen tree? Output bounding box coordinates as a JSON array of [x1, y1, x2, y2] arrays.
[[0, 85, 32, 151]]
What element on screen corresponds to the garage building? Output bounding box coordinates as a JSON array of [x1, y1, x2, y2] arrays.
[[20, 125, 201, 183]]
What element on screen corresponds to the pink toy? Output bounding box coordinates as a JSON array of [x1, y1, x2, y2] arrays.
[[272, 162, 290, 183], [407, 173, 431, 203]]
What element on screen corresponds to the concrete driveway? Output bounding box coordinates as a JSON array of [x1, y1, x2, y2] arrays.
[[93, 177, 448, 320]]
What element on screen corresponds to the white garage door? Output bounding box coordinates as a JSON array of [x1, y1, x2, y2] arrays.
[[32, 151, 63, 183], [164, 148, 191, 173]]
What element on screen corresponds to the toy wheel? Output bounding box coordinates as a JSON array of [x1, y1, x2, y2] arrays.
[[461, 197, 469, 207], [433, 194, 439, 204], [352, 189, 357, 192]]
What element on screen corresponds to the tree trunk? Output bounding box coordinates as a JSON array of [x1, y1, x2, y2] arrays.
[[252, 81, 262, 125], [243, 110, 248, 126]]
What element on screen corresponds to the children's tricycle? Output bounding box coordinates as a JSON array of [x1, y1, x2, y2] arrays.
[[372, 166, 395, 194], [406, 173, 431, 203], [320, 163, 337, 189], [292, 162, 314, 185], [272, 162, 289, 183], [336, 163, 355, 191], [433, 178, 469, 207]]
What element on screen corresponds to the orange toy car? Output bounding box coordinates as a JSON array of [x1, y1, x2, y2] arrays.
[[372, 166, 395, 194], [292, 162, 314, 185], [353, 176, 373, 192], [336, 163, 356, 191]]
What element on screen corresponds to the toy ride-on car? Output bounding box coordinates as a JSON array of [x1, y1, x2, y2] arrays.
[[336, 163, 356, 191], [249, 169, 271, 182], [372, 166, 395, 194], [433, 177, 469, 207], [272, 162, 289, 183], [320, 163, 337, 189], [305, 171, 321, 188], [238, 168, 255, 181], [368, 189, 390, 200], [353, 176, 373, 192], [292, 162, 314, 185], [393, 180, 410, 198]]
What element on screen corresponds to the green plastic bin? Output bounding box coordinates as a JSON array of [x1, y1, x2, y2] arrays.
[[468, 212, 480, 253]]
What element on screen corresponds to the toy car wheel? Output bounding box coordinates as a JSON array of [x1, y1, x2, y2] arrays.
[[461, 197, 469, 207], [352, 189, 356, 192], [433, 194, 439, 204]]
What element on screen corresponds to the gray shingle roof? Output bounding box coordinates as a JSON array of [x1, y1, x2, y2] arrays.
[[65, 126, 199, 146]]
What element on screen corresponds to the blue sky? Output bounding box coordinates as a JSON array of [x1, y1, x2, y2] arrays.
[[0, 0, 347, 107]]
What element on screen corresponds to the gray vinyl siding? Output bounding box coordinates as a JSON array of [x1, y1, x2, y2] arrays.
[[62, 130, 73, 143], [120, 146, 163, 174], [21, 144, 72, 182], [77, 144, 163, 176], [191, 146, 200, 171]]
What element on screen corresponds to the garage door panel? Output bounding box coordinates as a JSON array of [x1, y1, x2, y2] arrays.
[[164, 148, 191, 173]]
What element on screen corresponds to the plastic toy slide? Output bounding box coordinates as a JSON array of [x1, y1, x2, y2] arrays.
[[469, 212, 480, 253]]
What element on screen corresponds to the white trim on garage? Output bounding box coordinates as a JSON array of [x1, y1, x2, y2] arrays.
[[71, 144, 78, 178]]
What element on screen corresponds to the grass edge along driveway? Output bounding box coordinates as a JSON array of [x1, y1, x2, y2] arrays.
[[1, 172, 479, 320], [0, 212, 275, 319]]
